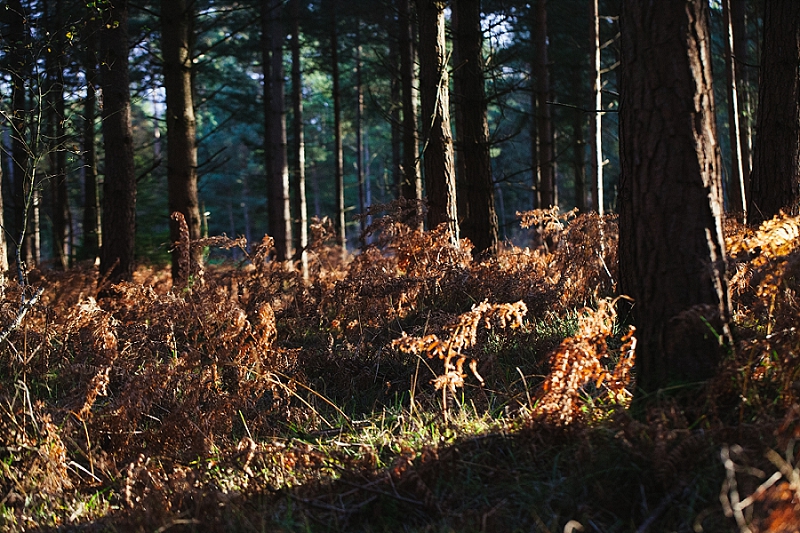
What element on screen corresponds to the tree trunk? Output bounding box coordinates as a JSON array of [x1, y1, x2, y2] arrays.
[[289, 0, 308, 277], [533, 0, 555, 208], [452, 0, 498, 256], [723, 0, 748, 222], [161, 0, 202, 282], [573, 108, 587, 212], [329, 0, 346, 253], [731, 0, 751, 181], [589, 0, 603, 214], [99, 0, 137, 284], [748, 0, 800, 224], [82, 25, 101, 262], [618, 0, 732, 396], [9, 0, 30, 266], [398, 0, 422, 212], [355, 22, 366, 236], [416, 0, 458, 243], [45, 0, 70, 270], [390, 19, 402, 200], [263, 0, 292, 261]]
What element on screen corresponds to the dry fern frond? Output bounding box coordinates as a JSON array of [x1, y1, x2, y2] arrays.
[[535, 298, 636, 425], [393, 300, 527, 412]]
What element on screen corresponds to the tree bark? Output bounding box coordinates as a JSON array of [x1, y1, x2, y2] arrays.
[[589, 0, 603, 214], [263, 0, 292, 261], [355, 22, 366, 236], [329, 0, 346, 253], [416, 0, 458, 243], [533, 0, 555, 208], [723, 0, 748, 222], [748, 0, 800, 224], [161, 0, 202, 282], [99, 0, 137, 284], [618, 0, 732, 396], [398, 0, 422, 208], [8, 0, 30, 266], [45, 0, 70, 270], [82, 23, 101, 262], [289, 0, 308, 277], [452, 0, 498, 256]]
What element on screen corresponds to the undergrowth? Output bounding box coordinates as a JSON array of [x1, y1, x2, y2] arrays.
[[0, 205, 799, 531]]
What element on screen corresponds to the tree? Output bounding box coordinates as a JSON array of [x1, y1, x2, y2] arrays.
[[723, 0, 748, 221], [452, 0, 498, 256], [262, 0, 292, 261], [162, 0, 202, 281], [416, 0, 458, 242], [289, 0, 308, 276], [589, 0, 603, 214], [532, 0, 555, 209], [618, 0, 731, 396], [81, 14, 101, 262], [747, 0, 800, 225], [329, 0, 346, 252], [398, 0, 422, 221], [44, 0, 70, 270], [99, 0, 137, 284]]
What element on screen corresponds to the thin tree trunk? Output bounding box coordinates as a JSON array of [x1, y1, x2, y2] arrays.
[[748, 0, 800, 224], [417, 0, 458, 244], [162, 0, 202, 282], [533, 0, 555, 208], [398, 0, 422, 211], [619, 0, 732, 396], [731, 0, 751, 180], [573, 108, 587, 212], [289, 0, 308, 277], [452, 0, 498, 256], [98, 0, 137, 284], [82, 26, 101, 262], [589, 0, 603, 214], [9, 0, 29, 266], [390, 18, 402, 199], [530, 66, 538, 209], [263, 0, 292, 261], [723, 0, 748, 222], [329, 0, 346, 253], [356, 22, 366, 236]]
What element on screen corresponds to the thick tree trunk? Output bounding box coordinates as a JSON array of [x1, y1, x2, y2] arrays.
[[289, 0, 308, 277], [533, 0, 555, 208], [162, 0, 202, 282], [99, 0, 137, 284], [748, 0, 800, 224], [329, 0, 346, 252], [452, 0, 498, 256], [82, 28, 101, 262], [589, 0, 603, 214], [619, 0, 731, 397], [417, 0, 458, 243], [723, 0, 748, 222], [398, 0, 422, 212]]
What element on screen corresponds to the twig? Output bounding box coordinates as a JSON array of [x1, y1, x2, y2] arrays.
[[0, 286, 44, 346]]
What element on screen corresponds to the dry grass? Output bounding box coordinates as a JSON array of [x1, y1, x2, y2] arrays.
[[0, 205, 799, 532]]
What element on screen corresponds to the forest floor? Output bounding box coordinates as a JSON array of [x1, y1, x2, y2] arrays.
[[2, 204, 800, 532]]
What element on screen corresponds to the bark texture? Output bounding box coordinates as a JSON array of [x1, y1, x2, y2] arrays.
[[417, 0, 458, 243], [618, 0, 731, 396], [161, 0, 202, 281], [398, 0, 421, 206], [99, 0, 137, 284], [289, 0, 308, 276], [452, 0, 498, 256], [748, 0, 800, 224]]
